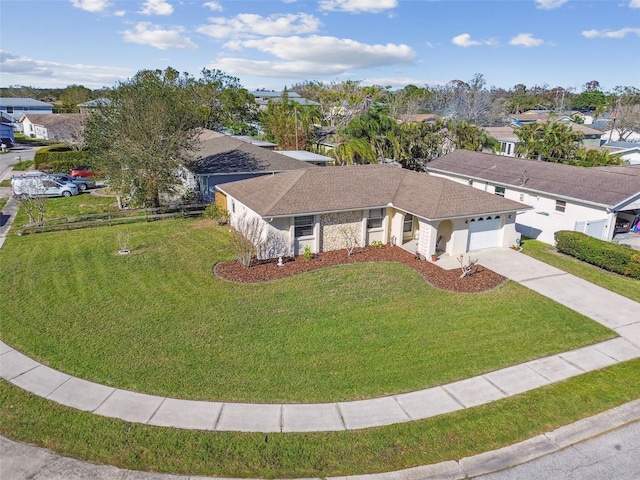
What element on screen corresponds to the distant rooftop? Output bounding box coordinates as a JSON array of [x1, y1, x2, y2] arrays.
[[0, 97, 53, 108]]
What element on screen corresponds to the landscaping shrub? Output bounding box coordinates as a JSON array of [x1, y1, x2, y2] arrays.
[[555, 230, 640, 279], [34, 145, 91, 173]]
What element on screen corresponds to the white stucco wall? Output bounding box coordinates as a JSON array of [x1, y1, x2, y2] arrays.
[[319, 211, 363, 252], [432, 172, 615, 244]]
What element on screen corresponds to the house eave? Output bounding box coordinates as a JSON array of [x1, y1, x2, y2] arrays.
[[428, 168, 612, 211]]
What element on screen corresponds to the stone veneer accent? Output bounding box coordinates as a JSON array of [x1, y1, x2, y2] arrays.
[[319, 211, 363, 252]]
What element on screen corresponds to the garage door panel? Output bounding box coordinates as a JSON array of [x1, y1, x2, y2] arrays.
[[468, 218, 502, 251]]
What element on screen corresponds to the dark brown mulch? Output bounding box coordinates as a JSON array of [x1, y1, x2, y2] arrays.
[[214, 246, 507, 293]]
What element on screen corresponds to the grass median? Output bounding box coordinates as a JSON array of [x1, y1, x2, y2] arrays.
[[0, 218, 614, 403], [1, 360, 639, 478]]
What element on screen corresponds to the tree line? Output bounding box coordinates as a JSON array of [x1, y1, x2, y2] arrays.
[[7, 69, 639, 207]]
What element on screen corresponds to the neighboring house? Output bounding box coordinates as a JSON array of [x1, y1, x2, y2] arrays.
[[216, 164, 528, 259], [183, 131, 313, 202], [486, 122, 603, 155], [602, 142, 640, 165], [277, 150, 333, 166], [483, 126, 518, 157], [77, 98, 111, 114], [427, 150, 640, 245], [0, 98, 53, 122], [20, 113, 85, 141], [231, 135, 277, 150]]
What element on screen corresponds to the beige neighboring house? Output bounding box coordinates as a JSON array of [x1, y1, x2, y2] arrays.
[[427, 150, 640, 245], [20, 113, 85, 141], [216, 164, 529, 260]]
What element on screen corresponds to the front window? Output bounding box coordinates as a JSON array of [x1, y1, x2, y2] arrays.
[[555, 200, 566, 213], [495, 186, 505, 197], [367, 208, 383, 229], [294, 215, 314, 237]]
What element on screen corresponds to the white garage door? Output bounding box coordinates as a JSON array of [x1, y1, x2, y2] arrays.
[[468, 216, 502, 251]]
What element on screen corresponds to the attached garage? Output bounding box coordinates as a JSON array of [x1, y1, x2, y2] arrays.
[[468, 216, 503, 251]]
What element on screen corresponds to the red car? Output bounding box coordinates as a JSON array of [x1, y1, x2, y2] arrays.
[[71, 165, 100, 179]]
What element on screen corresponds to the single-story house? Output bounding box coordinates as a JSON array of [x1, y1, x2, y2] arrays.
[[427, 150, 640, 245], [483, 126, 518, 156], [0, 98, 53, 123], [19, 113, 85, 140], [183, 131, 313, 202], [250, 91, 320, 111], [601, 142, 640, 165], [216, 164, 529, 259]]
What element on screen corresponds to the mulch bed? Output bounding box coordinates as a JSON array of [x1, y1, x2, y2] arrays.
[[214, 245, 507, 293]]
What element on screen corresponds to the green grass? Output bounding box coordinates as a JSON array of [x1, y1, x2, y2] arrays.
[[12, 194, 118, 227], [0, 179, 10, 187], [0, 219, 614, 403], [0, 198, 7, 211], [1, 360, 639, 478], [10, 159, 34, 171], [521, 238, 640, 303]]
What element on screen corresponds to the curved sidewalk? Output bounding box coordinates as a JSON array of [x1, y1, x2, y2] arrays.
[[2, 249, 640, 432]]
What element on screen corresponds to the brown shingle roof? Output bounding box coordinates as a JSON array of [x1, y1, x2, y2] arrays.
[[427, 150, 640, 208], [217, 164, 528, 219], [188, 134, 313, 175]]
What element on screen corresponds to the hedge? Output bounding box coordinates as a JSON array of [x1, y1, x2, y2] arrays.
[[34, 145, 92, 173], [555, 230, 640, 279]]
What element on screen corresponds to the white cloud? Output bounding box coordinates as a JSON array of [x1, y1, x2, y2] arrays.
[[197, 13, 321, 39], [319, 0, 398, 13], [114, 10, 126, 16], [203, 1, 223, 11], [534, 0, 568, 9], [70, 0, 111, 12], [510, 33, 544, 47], [0, 50, 130, 88], [631, 0, 640, 8], [451, 33, 498, 47], [212, 35, 414, 78], [582, 27, 640, 38], [122, 23, 197, 49], [139, 0, 173, 16]]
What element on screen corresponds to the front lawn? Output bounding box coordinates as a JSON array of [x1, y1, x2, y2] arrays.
[[11, 193, 118, 227], [521, 238, 640, 303], [0, 218, 614, 403]]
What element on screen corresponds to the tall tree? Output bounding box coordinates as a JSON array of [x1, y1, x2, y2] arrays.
[[85, 67, 202, 207], [58, 85, 92, 113], [515, 122, 583, 162], [259, 91, 320, 150]]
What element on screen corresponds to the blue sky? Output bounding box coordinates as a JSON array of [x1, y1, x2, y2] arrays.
[[1, 0, 639, 93]]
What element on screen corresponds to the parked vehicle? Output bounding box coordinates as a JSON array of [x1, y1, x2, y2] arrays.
[[71, 165, 100, 179], [11, 175, 79, 197], [50, 173, 95, 191]]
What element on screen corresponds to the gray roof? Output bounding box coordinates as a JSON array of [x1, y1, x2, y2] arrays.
[[217, 164, 528, 220], [0, 98, 53, 108], [277, 150, 333, 163], [187, 134, 313, 175], [427, 150, 640, 208]]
